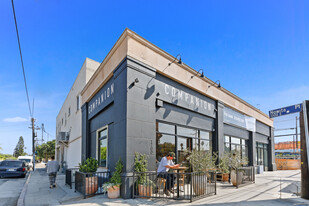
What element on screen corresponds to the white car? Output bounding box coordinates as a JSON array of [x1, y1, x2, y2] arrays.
[[17, 156, 33, 170]]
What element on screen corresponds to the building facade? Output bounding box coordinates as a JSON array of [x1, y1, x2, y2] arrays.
[[80, 29, 276, 198], [56, 58, 100, 168]]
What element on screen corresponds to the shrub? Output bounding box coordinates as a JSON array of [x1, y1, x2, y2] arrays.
[[79, 157, 98, 173]]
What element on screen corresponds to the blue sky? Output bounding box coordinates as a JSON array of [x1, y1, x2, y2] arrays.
[[0, 0, 308, 154]]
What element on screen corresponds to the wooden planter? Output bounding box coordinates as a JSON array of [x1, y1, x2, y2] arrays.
[[107, 185, 120, 199], [138, 185, 152, 198], [85, 176, 98, 195], [222, 173, 229, 182], [192, 175, 207, 195]]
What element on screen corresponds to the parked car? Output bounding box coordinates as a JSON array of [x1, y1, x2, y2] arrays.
[[17, 156, 33, 170], [0, 160, 27, 178]]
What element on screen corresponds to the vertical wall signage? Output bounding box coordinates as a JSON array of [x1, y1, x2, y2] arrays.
[[88, 80, 114, 119], [223, 107, 256, 132]]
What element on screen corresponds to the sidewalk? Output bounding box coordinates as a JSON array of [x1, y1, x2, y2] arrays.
[[25, 168, 309, 206], [25, 168, 83, 206]]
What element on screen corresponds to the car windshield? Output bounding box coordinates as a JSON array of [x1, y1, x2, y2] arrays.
[[19, 159, 31, 163], [0, 161, 23, 167]]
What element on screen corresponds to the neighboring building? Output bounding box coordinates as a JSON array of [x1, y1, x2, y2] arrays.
[[56, 58, 100, 168], [80, 29, 276, 198]]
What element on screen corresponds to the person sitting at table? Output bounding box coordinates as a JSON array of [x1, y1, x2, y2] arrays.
[[157, 152, 180, 196]]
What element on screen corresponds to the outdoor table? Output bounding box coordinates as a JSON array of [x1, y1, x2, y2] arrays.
[[173, 166, 188, 199]]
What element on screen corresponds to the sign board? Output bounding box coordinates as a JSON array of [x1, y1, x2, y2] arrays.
[[269, 103, 302, 118], [223, 107, 256, 132]]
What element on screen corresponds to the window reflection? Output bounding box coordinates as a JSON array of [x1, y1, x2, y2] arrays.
[[98, 128, 107, 167]]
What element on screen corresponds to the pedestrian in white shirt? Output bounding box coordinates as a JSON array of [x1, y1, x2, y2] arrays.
[[157, 152, 179, 196]]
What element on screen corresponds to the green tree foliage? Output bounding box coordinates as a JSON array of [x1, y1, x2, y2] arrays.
[[35, 140, 56, 161], [13, 136, 26, 157], [110, 158, 123, 185], [100, 146, 107, 161]]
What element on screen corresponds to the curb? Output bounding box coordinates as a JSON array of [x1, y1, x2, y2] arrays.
[[17, 171, 32, 206]]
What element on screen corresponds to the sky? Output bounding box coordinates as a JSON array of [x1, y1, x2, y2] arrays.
[[0, 0, 308, 155]]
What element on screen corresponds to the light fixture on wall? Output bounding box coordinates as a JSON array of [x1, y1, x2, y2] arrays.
[[168, 54, 182, 66], [208, 80, 221, 89], [191, 69, 204, 78]]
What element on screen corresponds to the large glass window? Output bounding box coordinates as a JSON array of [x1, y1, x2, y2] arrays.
[[156, 122, 212, 164], [224, 135, 248, 161], [256, 142, 268, 169], [98, 128, 108, 167]]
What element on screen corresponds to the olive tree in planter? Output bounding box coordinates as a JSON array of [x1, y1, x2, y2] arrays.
[[78, 157, 99, 195], [187, 149, 217, 195], [218, 152, 231, 182], [134, 152, 154, 198], [102, 158, 123, 199], [229, 151, 248, 187]]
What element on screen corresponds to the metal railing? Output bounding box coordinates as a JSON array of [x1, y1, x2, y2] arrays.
[[75, 171, 110, 198], [234, 166, 255, 188], [65, 168, 79, 189], [132, 171, 216, 202]]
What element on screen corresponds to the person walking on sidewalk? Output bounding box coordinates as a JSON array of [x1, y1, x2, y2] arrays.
[[46, 156, 59, 189]]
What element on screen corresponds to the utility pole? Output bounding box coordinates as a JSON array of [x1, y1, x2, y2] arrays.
[[41, 123, 44, 144], [31, 117, 36, 170]]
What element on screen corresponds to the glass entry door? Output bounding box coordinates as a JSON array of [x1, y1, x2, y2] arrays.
[[177, 137, 192, 165]]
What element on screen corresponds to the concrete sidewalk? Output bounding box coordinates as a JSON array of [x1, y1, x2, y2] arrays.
[[61, 170, 309, 206], [25, 168, 83, 206], [25, 169, 309, 206]]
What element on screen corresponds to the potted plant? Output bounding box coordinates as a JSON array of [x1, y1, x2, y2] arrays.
[[102, 158, 123, 198], [78, 157, 99, 195], [229, 151, 248, 187], [218, 152, 231, 182], [187, 149, 217, 195], [134, 152, 154, 198]]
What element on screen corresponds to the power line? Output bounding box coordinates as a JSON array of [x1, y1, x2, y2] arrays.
[[11, 0, 32, 117]]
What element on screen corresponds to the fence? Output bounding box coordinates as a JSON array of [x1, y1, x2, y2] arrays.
[[132, 171, 216, 202], [234, 166, 255, 188], [65, 168, 79, 189], [75, 171, 110, 198]]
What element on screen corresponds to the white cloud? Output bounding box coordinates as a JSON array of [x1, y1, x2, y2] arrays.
[[3, 117, 29, 123]]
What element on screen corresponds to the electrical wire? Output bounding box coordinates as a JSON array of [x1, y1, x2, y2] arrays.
[[11, 0, 32, 117]]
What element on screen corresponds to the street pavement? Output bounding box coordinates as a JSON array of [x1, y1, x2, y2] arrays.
[[0, 173, 28, 206], [23, 168, 309, 206], [25, 163, 83, 206]]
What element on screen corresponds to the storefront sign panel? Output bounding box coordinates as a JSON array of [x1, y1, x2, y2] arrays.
[[223, 107, 256, 132], [88, 80, 114, 119], [156, 77, 216, 118]]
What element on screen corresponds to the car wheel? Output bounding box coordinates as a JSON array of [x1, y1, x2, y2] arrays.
[[21, 174, 26, 178], [0, 175, 3, 179]]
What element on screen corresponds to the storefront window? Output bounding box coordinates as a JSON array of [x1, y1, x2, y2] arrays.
[[98, 128, 107, 167], [224, 135, 248, 161], [156, 133, 175, 162], [156, 121, 212, 164]]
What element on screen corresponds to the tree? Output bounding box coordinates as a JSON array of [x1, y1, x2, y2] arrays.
[[35, 140, 55, 161], [13, 136, 25, 157]]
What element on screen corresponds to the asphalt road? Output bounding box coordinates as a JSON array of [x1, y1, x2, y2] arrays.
[[0, 174, 28, 206]]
